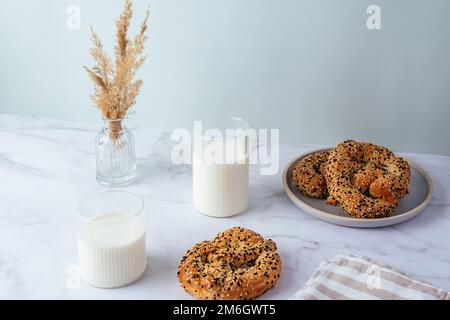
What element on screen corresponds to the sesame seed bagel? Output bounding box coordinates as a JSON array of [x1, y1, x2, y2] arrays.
[[325, 140, 411, 219], [177, 227, 282, 300], [292, 150, 363, 203], [292, 151, 330, 198]]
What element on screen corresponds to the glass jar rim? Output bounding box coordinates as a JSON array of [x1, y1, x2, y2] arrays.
[[193, 115, 250, 136], [77, 191, 144, 225]]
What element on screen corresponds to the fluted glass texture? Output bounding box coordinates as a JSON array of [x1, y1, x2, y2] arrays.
[[95, 120, 136, 187]]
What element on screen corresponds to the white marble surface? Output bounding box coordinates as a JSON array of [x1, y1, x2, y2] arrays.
[[1, 113, 449, 300]]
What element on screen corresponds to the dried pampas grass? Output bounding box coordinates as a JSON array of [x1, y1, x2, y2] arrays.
[[85, 0, 149, 136]]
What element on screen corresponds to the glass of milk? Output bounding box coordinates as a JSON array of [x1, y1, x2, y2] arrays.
[[77, 191, 147, 288], [193, 115, 250, 217]]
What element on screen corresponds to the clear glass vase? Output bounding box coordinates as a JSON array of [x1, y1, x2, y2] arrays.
[[95, 119, 136, 187]]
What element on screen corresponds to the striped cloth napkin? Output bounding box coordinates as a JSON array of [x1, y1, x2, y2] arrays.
[[291, 255, 450, 300]]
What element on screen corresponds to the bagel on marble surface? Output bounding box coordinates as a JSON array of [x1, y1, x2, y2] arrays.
[[177, 227, 282, 300]]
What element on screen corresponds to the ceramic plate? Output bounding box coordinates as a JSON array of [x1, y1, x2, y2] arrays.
[[283, 148, 433, 228]]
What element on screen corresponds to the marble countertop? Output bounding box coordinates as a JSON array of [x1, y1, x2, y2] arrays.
[[1, 113, 449, 300]]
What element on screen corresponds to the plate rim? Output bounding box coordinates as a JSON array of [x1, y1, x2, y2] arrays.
[[282, 148, 434, 228]]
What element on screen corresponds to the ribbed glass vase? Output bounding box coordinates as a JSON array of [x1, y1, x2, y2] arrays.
[[95, 119, 136, 187]]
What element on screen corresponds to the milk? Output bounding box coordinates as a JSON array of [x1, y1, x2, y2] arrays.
[[78, 213, 147, 288], [193, 138, 249, 217]]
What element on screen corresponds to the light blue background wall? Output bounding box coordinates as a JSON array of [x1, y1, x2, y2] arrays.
[[1, 0, 449, 155]]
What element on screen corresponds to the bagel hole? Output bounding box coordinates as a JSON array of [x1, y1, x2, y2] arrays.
[[239, 260, 256, 270]]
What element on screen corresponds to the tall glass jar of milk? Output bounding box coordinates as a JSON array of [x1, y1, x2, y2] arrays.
[[193, 116, 250, 217], [77, 191, 146, 288]]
